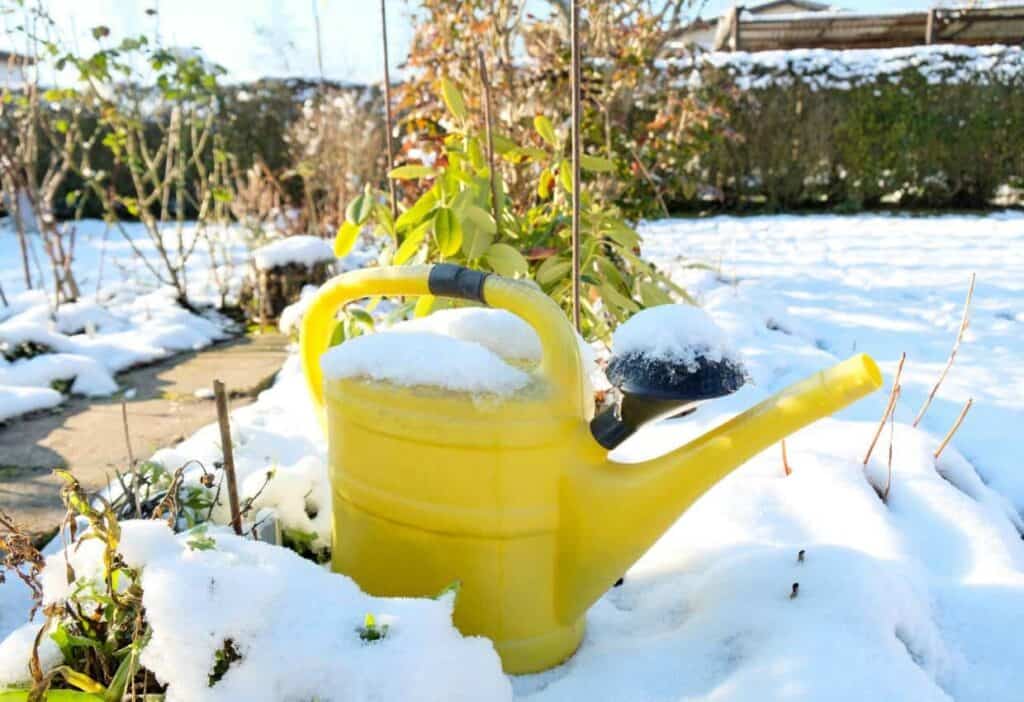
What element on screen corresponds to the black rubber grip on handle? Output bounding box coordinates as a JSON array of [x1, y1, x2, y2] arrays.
[[428, 264, 490, 303]]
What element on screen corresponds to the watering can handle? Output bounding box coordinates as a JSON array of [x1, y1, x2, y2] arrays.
[[300, 264, 587, 419]]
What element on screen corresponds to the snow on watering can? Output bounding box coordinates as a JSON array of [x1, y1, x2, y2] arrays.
[[300, 264, 882, 673]]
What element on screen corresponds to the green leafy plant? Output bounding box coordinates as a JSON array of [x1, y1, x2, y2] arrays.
[[356, 613, 388, 643], [336, 79, 687, 342]]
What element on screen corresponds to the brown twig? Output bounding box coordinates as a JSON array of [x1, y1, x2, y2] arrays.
[[913, 273, 975, 427], [0, 281, 7, 307], [882, 386, 899, 502], [213, 380, 243, 535], [478, 49, 500, 238], [863, 352, 906, 466], [380, 0, 398, 220], [781, 439, 792, 476], [934, 397, 973, 460]]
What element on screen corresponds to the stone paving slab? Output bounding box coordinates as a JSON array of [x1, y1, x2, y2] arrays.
[[0, 332, 289, 542]]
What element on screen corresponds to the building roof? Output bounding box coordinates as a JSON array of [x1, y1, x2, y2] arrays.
[[0, 49, 35, 65], [715, 4, 1024, 51]]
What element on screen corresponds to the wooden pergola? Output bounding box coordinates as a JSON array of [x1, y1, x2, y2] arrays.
[[715, 5, 1024, 52]]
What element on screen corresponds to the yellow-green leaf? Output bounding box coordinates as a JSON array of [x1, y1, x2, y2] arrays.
[[346, 191, 373, 225], [394, 221, 429, 264], [395, 189, 438, 232], [639, 280, 673, 307], [462, 204, 496, 235], [484, 243, 529, 278], [534, 115, 557, 147], [432, 207, 463, 257], [389, 165, 438, 180], [538, 167, 553, 200], [580, 154, 615, 172], [558, 159, 574, 193], [334, 220, 360, 257], [414, 294, 436, 317], [440, 78, 467, 121]]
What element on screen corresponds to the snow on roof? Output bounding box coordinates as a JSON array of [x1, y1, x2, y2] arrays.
[[612, 303, 741, 371], [674, 43, 1024, 90], [253, 235, 336, 271]]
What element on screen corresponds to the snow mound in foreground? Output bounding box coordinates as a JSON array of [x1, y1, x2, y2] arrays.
[[322, 330, 532, 396], [2, 520, 511, 702], [253, 235, 336, 270], [612, 303, 740, 371]]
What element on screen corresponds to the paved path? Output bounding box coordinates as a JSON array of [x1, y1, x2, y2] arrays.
[[0, 332, 289, 543]]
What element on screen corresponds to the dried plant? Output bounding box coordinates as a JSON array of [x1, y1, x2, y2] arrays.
[[0, 511, 46, 617], [914, 273, 975, 427]]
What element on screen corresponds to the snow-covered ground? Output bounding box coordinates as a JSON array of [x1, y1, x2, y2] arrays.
[[0, 220, 364, 422], [2, 212, 1022, 700]]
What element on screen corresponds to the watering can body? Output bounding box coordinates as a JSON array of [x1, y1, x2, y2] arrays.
[[301, 264, 882, 673]]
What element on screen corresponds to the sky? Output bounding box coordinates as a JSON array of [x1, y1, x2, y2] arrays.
[[1, 0, 940, 85]]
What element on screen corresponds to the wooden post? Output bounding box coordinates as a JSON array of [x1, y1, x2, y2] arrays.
[[380, 0, 398, 220], [478, 49, 500, 237], [729, 6, 743, 52], [570, 0, 582, 332], [213, 380, 243, 535], [925, 8, 937, 45]]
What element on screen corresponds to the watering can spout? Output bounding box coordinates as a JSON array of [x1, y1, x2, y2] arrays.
[[560, 353, 882, 618]]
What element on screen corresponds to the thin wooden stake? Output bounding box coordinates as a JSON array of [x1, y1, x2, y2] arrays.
[[913, 273, 975, 427], [882, 386, 899, 502], [214, 380, 243, 535], [569, 0, 582, 331], [478, 49, 500, 237], [0, 281, 7, 307], [781, 439, 792, 477], [380, 0, 398, 220], [121, 398, 135, 468], [863, 352, 906, 466], [934, 397, 973, 460]]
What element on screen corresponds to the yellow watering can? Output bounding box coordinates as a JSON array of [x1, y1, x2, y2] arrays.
[[300, 264, 881, 673]]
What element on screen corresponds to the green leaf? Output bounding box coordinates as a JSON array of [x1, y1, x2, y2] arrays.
[[346, 191, 373, 225], [334, 220, 361, 257], [432, 207, 462, 257], [212, 187, 232, 203], [581, 154, 615, 172], [462, 204, 497, 235], [534, 115, 557, 147], [536, 256, 571, 286], [348, 307, 375, 328], [484, 243, 529, 278], [388, 165, 438, 180], [492, 134, 516, 154], [639, 280, 673, 307], [91, 25, 111, 39], [394, 221, 428, 264], [440, 77, 468, 121]]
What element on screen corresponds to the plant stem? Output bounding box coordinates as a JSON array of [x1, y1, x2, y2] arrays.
[[570, 0, 582, 331], [913, 273, 975, 427], [213, 380, 243, 535], [380, 0, 398, 220], [864, 351, 905, 466], [934, 397, 973, 460], [478, 49, 500, 237]]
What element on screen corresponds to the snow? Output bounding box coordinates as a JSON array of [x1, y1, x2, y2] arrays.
[[393, 307, 544, 362], [2, 211, 1024, 700], [676, 44, 1024, 91], [253, 234, 336, 270], [611, 303, 740, 371], [321, 330, 533, 396], [8, 520, 513, 702]]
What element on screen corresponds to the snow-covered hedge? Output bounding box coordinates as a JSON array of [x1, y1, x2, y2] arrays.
[[667, 44, 1024, 210]]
